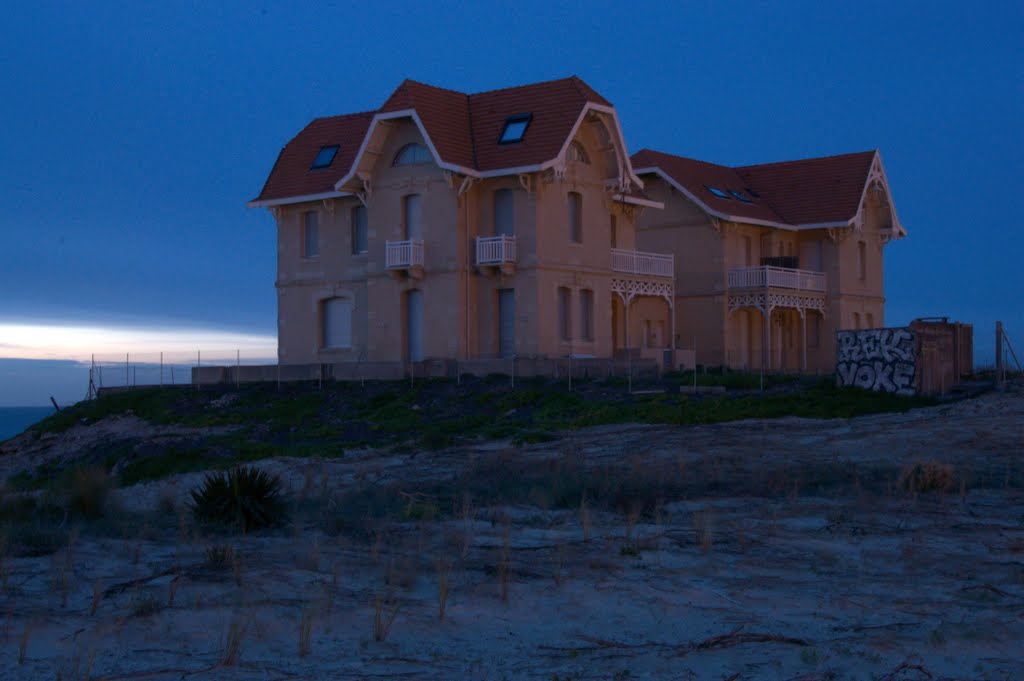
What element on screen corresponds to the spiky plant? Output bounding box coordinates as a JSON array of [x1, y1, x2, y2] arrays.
[[190, 466, 286, 532]]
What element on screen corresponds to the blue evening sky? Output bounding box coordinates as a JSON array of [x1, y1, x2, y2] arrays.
[[1, 1, 1021, 406]]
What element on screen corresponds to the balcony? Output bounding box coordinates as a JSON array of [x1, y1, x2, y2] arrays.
[[386, 239, 424, 278], [476, 235, 516, 275], [728, 265, 825, 292], [611, 248, 674, 279]]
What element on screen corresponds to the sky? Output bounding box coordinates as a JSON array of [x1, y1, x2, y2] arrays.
[[1, 1, 1021, 406]]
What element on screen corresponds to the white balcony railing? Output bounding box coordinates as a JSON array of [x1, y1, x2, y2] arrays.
[[728, 266, 826, 292], [385, 239, 424, 269], [611, 248, 674, 278], [476, 235, 517, 266]]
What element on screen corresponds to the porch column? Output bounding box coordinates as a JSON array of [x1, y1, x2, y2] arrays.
[[763, 307, 771, 372], [800, 309, 807, 373]]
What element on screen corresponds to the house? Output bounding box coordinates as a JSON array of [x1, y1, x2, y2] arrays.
[[249, 77, 674, 371], [249, 76, 905, 377], [629, 149, 905, 373]]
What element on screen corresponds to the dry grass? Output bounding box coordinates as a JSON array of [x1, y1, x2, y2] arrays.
[[898, 461, 955, 494], [692, 510, 714, 553], [372, 593, 401, 642], [435, 558, 451, 621], [221, 613, 247, 665], [298, 607, 314, 658]]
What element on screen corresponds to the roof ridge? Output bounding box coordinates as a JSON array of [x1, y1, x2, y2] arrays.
[[311, 110, 378, 122], [400, 78, 469, 98], [467, 75, 581, 97], [736, 149, 876, 171]]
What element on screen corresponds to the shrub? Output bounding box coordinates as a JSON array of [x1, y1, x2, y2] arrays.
[[68, 466, 112, 519], [898, 461, 954, 493], [190, 466, 287, 532]]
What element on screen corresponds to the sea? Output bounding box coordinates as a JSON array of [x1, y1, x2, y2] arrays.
[[0, 407, 55, 441]]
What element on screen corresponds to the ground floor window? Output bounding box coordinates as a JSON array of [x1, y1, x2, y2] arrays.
[[322, 297, 352, 348]]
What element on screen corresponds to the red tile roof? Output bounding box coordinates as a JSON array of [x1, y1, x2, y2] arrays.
[[252, 76, 613, 205], [632, 148, 877, 227], [253, 112, 374, 204]]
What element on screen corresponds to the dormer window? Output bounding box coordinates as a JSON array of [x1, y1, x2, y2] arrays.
[[393, 143, 433, 166], [706, 186, 730, 199], [311, 145, 339, 169], [567, 141, 590, 164], [499, 114, 532, 144], [728, 190, 753, 203]]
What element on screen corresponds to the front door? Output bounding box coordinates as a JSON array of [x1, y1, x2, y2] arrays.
[[498, 289, 515, 358], [406, 290, 423, 361]]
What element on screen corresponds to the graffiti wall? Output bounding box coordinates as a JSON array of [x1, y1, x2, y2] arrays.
[[836, 328, 916, 395]]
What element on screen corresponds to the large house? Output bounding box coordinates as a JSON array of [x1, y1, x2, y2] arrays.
[[249, 77, 904, 375], [631, 149, 905, 373], [249, 77, 674, 368]]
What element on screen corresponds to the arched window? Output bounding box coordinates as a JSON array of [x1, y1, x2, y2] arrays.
[[567, 141, 590, 164], [393, 143, 433, 167]]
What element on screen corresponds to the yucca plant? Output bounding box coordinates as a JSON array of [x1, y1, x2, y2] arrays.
[[190, 466, 286, 532]]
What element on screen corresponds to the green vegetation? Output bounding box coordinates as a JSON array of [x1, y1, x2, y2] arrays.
[[10, 375, 938, 491], [190, 466, 287, 532]]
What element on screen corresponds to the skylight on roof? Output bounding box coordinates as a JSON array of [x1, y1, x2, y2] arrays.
[[705, 186, 730, 199], [728, 190, 753, 203], [311, 145, 339, 169], [499, 114, 532, 144]]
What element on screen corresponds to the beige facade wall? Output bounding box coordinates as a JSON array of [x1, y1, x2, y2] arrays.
[[273, 116, 670, 366]]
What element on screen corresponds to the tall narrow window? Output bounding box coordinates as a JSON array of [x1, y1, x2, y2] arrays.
[[322, 297, 352, 348], [302, 211, 319, 259], [568, 192, 582, 243], [865, 313, 874, 329], [403, 194, 422, 240], [610, 214, 617, 248], [579, 289, 594, 341], [858, 241, 867, 280], [558, 287, 572, 341], [351, 205, 368, 254], [853, 312, 861, 330], [494, 189, 514, 237]]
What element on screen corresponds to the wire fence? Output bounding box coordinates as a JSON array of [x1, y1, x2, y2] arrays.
[[86, 351, 276, 395]]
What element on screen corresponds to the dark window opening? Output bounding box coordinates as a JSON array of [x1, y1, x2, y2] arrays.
[[705, 186, 730, 199], [500, 114, 532, 144], [311, 145, 339, 169]]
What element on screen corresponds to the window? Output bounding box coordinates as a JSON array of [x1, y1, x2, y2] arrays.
[[494, 189, 515, 237], [858, 241, 867, 280], [311, 145, 338, 169], [393, 143, 432, 166], [610, 213, 617, 248], [567, 141, 590, 164], [499, 114, 532, 143], [865, 313, 874, 329], [579, 289, 594, 341], [853, 312, 861, 330], [808, 313, 821, 348], [728, 189, 753, 203], [322, 297, 352, 348], [302, 211, 319, 259], [351, 205, 367, 254], [706, 186, 730, 199], [568, 192, 582, 243], [558, 287, 572, 341]]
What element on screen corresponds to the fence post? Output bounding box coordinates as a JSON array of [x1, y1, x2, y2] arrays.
[[236, 349, 240, 389], [996, 321, 1004, 388], [126, 353, 129, 388], [160, 352, 163, 387]]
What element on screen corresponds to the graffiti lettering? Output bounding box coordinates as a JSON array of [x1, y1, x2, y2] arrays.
[[836, 328, 916, 396]]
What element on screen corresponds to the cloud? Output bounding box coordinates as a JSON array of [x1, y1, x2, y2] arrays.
[[0, 322, 277, 364]]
